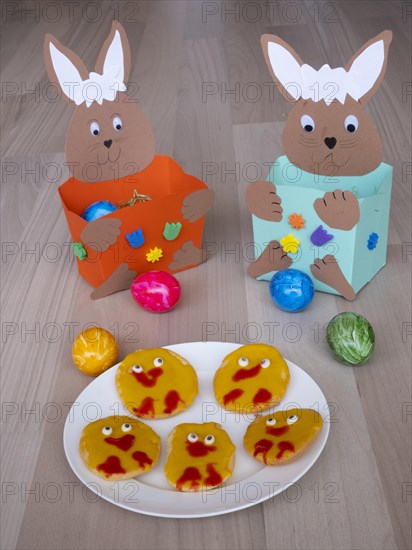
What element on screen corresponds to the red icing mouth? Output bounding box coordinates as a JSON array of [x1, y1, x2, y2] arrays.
[[232, 363, 261, 382], [105, 434, 135, 452], [132, 367, 163, 387], [266, 426, 289, 437], [186, 441, 216, 457]]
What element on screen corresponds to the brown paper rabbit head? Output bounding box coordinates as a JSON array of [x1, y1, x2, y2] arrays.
[[261, 31, 392, 176], [44, 21, 155, 182]]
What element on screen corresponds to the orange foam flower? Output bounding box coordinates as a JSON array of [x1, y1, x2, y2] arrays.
[[288, 213, 305, 230]]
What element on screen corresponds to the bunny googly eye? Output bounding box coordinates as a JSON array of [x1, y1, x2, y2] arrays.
[[121, 423, 132, 432], [238, 357, 249, 367], [131, 364, 143, 374], [300, 115, 315, 132], [266, 417, 276, 426], [90, 121, 100, 136], [113, 116, 122, 131], [260, 359, 271, 368], [286, 414, 299, 425], [344, 115, 358, 133], [153, 357, 163, 367], [102, 426, 112, 435], [187, 433, 198, 442], [204, 434, 215, 445]]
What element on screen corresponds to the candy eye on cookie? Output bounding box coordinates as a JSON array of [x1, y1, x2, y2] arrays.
[[187, 433, 198, 442], [238, 356, 249, 367], [153, 357, 163, 367], [102, 426, 112, 435], [286, 414, 299, 425], [260, 359, 270, 368], [266, 417, 276, 426], [121, 423, 132, 432], [204, 434, 215, 445], [131, 364, 143, 374]]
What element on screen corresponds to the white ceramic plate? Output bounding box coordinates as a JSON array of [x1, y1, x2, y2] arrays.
[[64, 342, 330, 518]]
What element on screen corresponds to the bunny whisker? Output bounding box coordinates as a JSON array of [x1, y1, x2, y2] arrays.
[[88, 142, 103, 151]]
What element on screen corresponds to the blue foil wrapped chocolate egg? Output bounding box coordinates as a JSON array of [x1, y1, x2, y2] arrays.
[[82, 201, 117, 222], [269, 269, 314, 312]]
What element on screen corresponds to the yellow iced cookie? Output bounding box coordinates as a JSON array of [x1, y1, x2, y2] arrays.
[[164, 422, 236, 492], [115, 348, 198, 419], [213, 344, 290, 413], [79, 416, 161, 480], [244, 409, 323, 465]]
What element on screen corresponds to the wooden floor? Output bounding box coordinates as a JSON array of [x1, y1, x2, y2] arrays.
[[1, 1, 411, 549]]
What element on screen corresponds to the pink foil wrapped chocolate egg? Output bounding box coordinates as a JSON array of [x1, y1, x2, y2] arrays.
[[131, 271, 181, 313]]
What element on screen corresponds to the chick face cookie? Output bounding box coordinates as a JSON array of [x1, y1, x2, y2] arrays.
[[244, 409, 323, 465], [115, 348, 198, 419], [164, 422, 236, 492], [79, 416, 161, 480], [213, 344, 290, 413]]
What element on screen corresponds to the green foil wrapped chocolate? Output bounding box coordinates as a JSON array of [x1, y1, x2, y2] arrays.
[[326, 312, 375, 366]]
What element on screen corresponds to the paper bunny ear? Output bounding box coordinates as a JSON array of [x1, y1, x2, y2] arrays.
[[95, 21, 131, 85], [261, 31, 392, 105], [345, 30, 392, 104], [44, 34, 89, 105], [44, 21, 130, 107], [261, 35, 304, 102]]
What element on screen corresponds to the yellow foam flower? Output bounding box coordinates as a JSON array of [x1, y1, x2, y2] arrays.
[[146, 247, 163, 263], [280, 234, 300, 254]]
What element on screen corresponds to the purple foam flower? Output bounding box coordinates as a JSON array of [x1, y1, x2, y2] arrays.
[[310, 225, 334, 246]]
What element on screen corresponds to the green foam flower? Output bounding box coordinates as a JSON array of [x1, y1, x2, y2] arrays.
[[73, 242, 87, 261], [163, 222, 182, 241]]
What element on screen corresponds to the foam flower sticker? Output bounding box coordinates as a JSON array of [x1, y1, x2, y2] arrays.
[[146, 247, 163, 263], [310, 225, 334, 246], [126, 229, 144, 249], [280, 234, 300, 254], [163, 222, 182, 241], [73, 242, 87, 261], [288, 213, 305, 230], [367, 232, 379, 250]]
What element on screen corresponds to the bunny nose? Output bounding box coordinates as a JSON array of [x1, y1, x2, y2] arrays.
[[324, 137, 337, 150], [103, 139, 113, 149]]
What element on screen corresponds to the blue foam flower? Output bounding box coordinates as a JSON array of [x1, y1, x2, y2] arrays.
[[367, 232, 379, 250], [126, 229, 144, 248]]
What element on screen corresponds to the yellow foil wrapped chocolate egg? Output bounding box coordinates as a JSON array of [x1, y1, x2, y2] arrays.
[[72, 327, 118, 376]]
